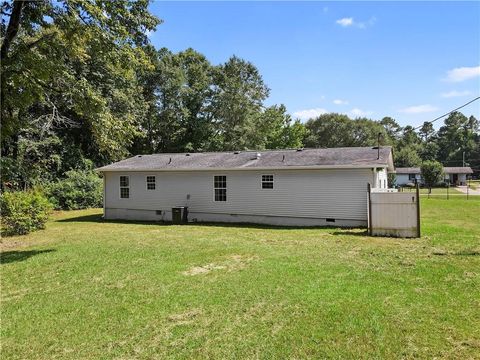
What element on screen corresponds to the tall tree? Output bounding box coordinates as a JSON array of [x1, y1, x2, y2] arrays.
[[395, 146, 422, 167], [1, 0, 161, 160], [421, 160, 444, 192], [437, 112, 478, 166], [380, 116, 402, 144], [256, 105, 305, 149], [304, 113, 389, 148], [419, 121, 435, 141], [210, 56, 270, 150]]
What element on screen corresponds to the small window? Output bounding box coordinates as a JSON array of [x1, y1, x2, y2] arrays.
[[120, 176, 129, 198], [409, 174, 416, 181], [120, 176, 129, 187], [214, 175, 226, 202], [146, 176, 156, 190], [262, 174, 274, 189]]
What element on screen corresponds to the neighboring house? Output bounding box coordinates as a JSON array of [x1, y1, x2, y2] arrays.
[[96, 147, 394, 227], [395, 166, 473, 186]]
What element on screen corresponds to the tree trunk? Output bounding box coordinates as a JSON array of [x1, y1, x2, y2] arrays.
[[0, 0, 24, 61]]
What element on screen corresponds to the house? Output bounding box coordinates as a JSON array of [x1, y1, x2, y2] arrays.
[[96, 147, 394, 227], [395, 166, 473, 186]]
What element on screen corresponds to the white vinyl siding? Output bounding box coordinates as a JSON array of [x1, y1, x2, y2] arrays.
[[104, 169, 377, 221]]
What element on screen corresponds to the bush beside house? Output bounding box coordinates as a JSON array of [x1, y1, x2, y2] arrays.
[[47, 169, 103, 210], [1, 168, 103, 236], [0, 190, 52, 235]]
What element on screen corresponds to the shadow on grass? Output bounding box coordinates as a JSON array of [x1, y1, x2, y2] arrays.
[[331, 230, 369, 237], [1, 249, 55, 265], [58, 213, 364, 231], [58, 214, 174, 227]]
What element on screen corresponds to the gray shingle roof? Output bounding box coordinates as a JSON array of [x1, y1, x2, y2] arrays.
[[395, 167, 473, 174], [97, 147, 393, 172]]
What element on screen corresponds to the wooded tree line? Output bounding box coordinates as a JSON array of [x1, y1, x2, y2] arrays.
[[1, 0, 479, 191]]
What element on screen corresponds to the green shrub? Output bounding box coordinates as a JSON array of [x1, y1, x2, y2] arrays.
[[0, 190, 52, 236], [47, 170, 103, 210]]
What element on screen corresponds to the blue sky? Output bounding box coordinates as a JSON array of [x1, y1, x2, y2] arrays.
[[148, 1, 480, 128]]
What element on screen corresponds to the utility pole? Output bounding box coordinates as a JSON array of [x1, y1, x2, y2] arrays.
[[463, 151, 465, 167]]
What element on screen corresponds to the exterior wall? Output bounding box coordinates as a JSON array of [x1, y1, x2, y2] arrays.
[[374, 168, 388, 188], [396, 173, 421, 186], [103, 168, 380, 226], [397, 173, 468, 186], [447, 173, 467, 185], [104, 208, 366, 227], [396, 174, 410, 186]]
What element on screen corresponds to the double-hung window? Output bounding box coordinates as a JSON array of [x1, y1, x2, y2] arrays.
[[214, 175, 227, 202], [146, 176, 156, 190], [261, 174, 274, 189], [120, 176, 130, 198]]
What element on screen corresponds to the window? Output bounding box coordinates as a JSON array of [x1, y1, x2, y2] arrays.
[[146, 176, 156, 190], [120, 176, 129, 198], [214, 175, 227, 202], [409, 174, 416, 181], [261, 174, 274, 189]]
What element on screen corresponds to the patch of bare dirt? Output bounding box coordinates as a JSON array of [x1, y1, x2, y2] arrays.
[[182, 254, 257, 276], [167, 309, 202, 324]]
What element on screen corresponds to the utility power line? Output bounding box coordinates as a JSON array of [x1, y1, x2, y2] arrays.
[[413, 96, 480, 130]]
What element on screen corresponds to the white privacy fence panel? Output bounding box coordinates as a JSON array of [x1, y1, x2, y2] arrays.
[[368, 189, 420, 238]]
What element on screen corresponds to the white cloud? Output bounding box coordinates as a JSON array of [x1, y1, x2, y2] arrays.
[[349, 108, 373, 117], [333, 99, 349, 105], [444, 66, 480, 82], [399, 104, 438, 114], [336, 17, 353, 27], [293, 108, 328, 120], [336, 17, 376, 29], [441, 90, 472, 98]]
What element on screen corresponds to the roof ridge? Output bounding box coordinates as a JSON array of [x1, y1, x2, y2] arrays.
[[138, 146, 392, 156]]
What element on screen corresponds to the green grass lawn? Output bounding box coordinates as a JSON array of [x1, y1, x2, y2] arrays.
[[401, 187, 465, 196], [1, 198, 479, 359]]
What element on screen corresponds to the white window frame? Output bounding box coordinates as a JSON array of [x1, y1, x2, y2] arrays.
[[146, 175, 156, 190], [213, 175, 227, 202], [119, 175, 130, 199], [261, 174, 274, 189]]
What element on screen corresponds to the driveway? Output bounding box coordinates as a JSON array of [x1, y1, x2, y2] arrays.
[[456, 185, 480, 195]]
